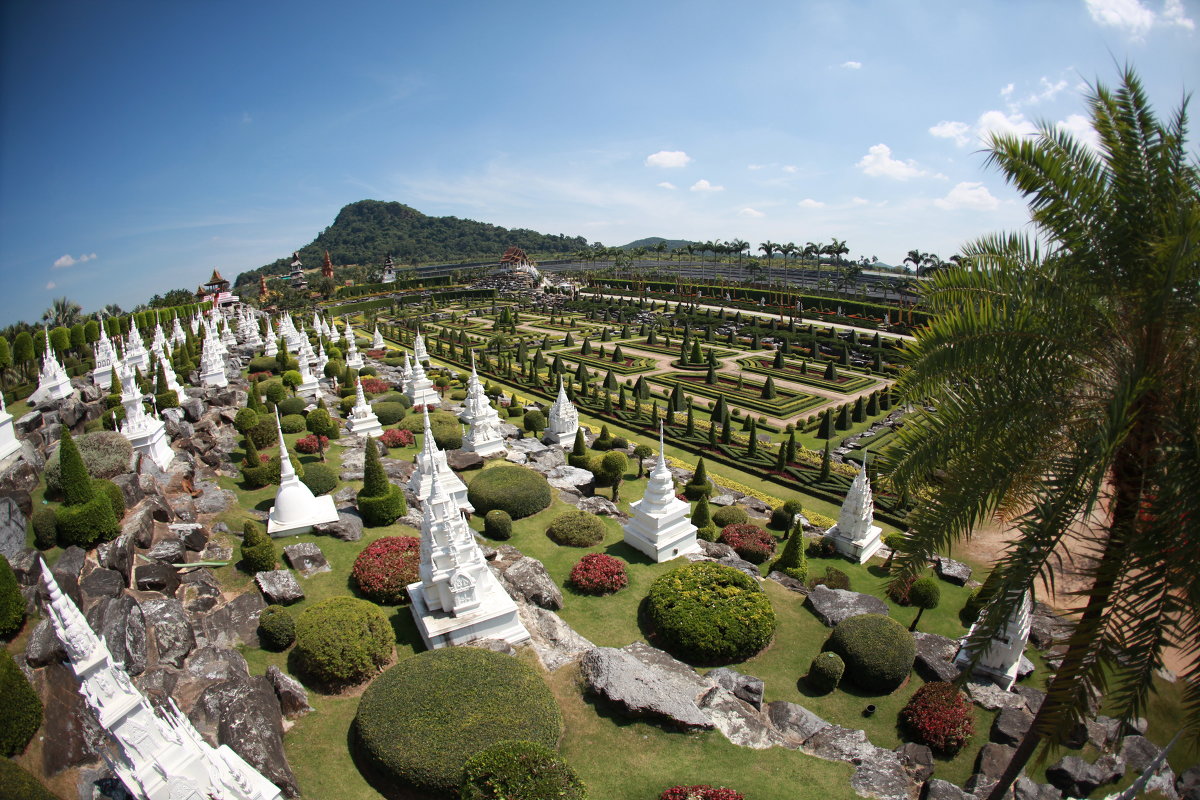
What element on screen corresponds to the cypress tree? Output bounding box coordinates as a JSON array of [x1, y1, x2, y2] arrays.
[[712, 395, 726, 421], [786, 431, 797, 463], [707, 348, 718, 366], [242, 434, 260, 469], [58, 429, 94, 506], [691, 494, 713, 528], [820, 441, 832, 480], [0, 648, 42, 758], [721, 411, 732, 443], [773, 350, 785, 368], [824, 360, 837, 381], [690, 339, 702, 363], [775, 443, 787, 470], [155, 361, 168, 394], [852, 396, 865, 423], [835, 404, 850, 430], [839, 345, 850, 366], [746, 419, 758, 456], [108, 368, 120, 398], [618, 386, 627, 409], [612, 345, 623, 362], [552, 354, 564, 374], [564, 332, 574, 348], [762, 376, 777, 399], [873, 351, 883, 372], [773, 518, 809, 581], [817, 410, 834, 439], [867, 391, 880, 416], [361, 436, 389, 498], [581, 337, 591, 355], [647, 329, 657, 345], [685, 405, 695, 436], [679, 340, 689, 365], [880, 386, 892, 410], [705, 365, 716, 384], [708, 422, 718, 446]]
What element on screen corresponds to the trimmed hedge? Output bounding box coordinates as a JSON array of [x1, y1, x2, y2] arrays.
[[711, 506, 749, 528], [280, 413, 307, 434], [483, 510, 512, 540], [94, 478, 125, 521], [277, 397, 307, 416], [300, 462, 337, 496], [295, 597, 393, 687], [352, 537, 421, 604], [31, 508, 57, 550], [825, 614, 915, 694], [56, 493, 119, 548], [0, 649, 42, 757], [546, 509, 606, 547], [258, 605, 296, 651], [467, 466, 552, 520], [460, 740, 587, 800], [372, 402, 407, 425], [356, 647, 563, 797], [807, 651, 844, 694], [645, 562, 776, 664], [240, 521, 275, 574]]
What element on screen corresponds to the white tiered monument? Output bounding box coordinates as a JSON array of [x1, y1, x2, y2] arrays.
[[0, 392, 21, 461], [407, 477, 529, 649], [343, 321, 364, 370], [407, 407, 472, 513], [955, 590, 1034, 691], [158, 355, 183, 395], [116, 361, 174, 471], [345, 377, 383, 438], [32, 328, 74, 403], [542, 377, 578, 445], [124, 327, 149, 372], [38, 562, 284, 800], [372, 326, 385, 350], [198, 335, 228, 388], [405, 352, 441, 408], [294, 350, 320, 398], [413, 326, 430, 365], [623, 425, 702, 563], [266, 412, 338, 536], [92, 324, 119, 387], [825, 461, 884, 563], [459, 356, 506, 457]]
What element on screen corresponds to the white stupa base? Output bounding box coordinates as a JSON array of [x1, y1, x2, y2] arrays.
[[33, 377, 74, 404], [954, 649, 1020, 692], [345, 354, 364, 370], [463, 435, 506, 457], [200, 366, 228, 388], [407, 581, 530, 650], [346, 414, 384, 437], [623, 516, 701, 563], [267, 494, 339, 537], [408, 386, 441, 408], [295, 376, 320, 398], [92, 365, 114, 387], [826, 523, 883, 564], [0, 419, 20, 462], [123, 353, 148, 372], [542, 425, 578, 446], [123, 422, 174, 471]]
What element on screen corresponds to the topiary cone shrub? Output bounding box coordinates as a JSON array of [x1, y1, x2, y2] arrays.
[[546, 509, 607, 547], [682, 457, 712, 501], [772, 521, 809, 582], [467, 465, 552, 520], [240, 520, 276, 575], [352, 536, 421, 604], [357, 437, 407, 526], [645, 562, 776, 664], [460, 740, 587, 800], [806, 651, 844, 694], [54, 428, 119, 548], [483, 510, 512, 540], [898, 681, 975, 755], [295, 597, 393, 688], [0, 649, 42, 757], [824, 614, 915, 694], [568, 553, 628, 595], [718, 524, 777, 564], [43, 430, 133, 498], [355, 647, 563, 797], [257, 605, 296, 651]]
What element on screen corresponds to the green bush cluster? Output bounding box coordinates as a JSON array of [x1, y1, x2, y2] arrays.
[[355, 648, 563, 797], [682, 458, 712, 501], [825, 614, 915, 694], [31, 507, 57, 550], [94, 478, 125, 521], [545, 509, 606, 547], [769, 500, 804, 530], [483, 510, 512, 540], [295, 597, 393, 687], [300, 463, 337, 496], [645, 562, 776, 664], [43, 430, 133, 497], [372, 402, 406, 425], [240, 521, 275, 574], [258, 605, 296, 651], [280, 414, 307, 434], [247, 414, 280, 449], [460, 741, 587, 800], [711, 505, 749, 528], [467, 466, 552, 520], [306, 408, 340, 439], [276, 396, 307, 416], [0, 649, 42, 757], [807, 651, 844, 694], [357, 438, 406, 526]]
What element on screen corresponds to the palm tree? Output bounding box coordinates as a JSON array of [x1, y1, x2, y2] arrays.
[[903, 248, 928, 273], [758, 241, 778, 286], [805, 241, 823, 283], [42, 296, 83, 327], [882, 69, 1200, 800]]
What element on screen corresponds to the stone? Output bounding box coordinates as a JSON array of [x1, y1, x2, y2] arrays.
[[179, 567, 222, 614], [200, 591, 266, 648], [51, 545, 87, 606], [79, 567, 124, 602], [134, 562, 180, 596], [707, 667, 765, 710], [135, 664, 180, 705], [179, 396, 205, 422], [515, 599, 594, 672], [1119, 735, 1162, 775], [85, 593, 147, 675], [964, 678, 1028, 711], [850, 748, 911, 800], [544, 464, 595, 492], [935, 556, 973, 585], [1045, 753, 1124, 798], [698, 539, 737, 559], [445, 450, 484, 471], [923, 779, 976, 800], [894, 742, 934, 784], [183, 645, 250, 683], [497, 556, 563, 610], [805, 584, 889, 627], [38, 661, 107, 775], [313, 509, 364, 541], [6, 546, 41, 585], [696, 685, 785, 749], [975, 742, 1015, 786], [25, 617, 67, 667], [110, 473, 146, 509], [1017, 654, 1036, 681], [255, 569, 305, 605], [576, 495, 623, 517], [711, 553, 761, 580], [579, 645, 713, 730], [803, 724, 877, 762], [123, 503, 158, 549], [266, 665, 312, 718], [767, 700, 831, 746], [1179, 767, 1200, 800], [767, 570, 808, 593], [282, 542, 331, 577], [991, 706, 1034, 746], [167, 492, 198, 522], [1012, 776, 1062, 800], [0, 495, 27, 560], [1014, 684, 1045, 715], [912, 631, 964, 682], [1029, 603, 1074, 650], [147, 530, 186, 564], [140, 596, 195, 669], [1087, 715, 1122, 750], [181, 525, 209, 551]]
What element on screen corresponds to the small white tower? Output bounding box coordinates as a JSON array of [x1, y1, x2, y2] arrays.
[[92, 324, 119, 387], [294, 349, 320, 399], [824, 460, 884, 563], [345, 377, 384, 438], [623, 424, 701, 563], [266, 411, 339, 536], [0, 391, 21, 461], [404, 352, 441, 409], [32, 327, 74, 403], [413, 326, 429, 365], [955, 590, 1034, 691], [543, 377, 579, 445], [198, 334, 228, 388], [123, 327, 149, 372], [459, 354, 506, 457], [344, 321, 363, 370], [117, 360, 174, 471], [372, 326, 385, 350], [407, 407, 472, 513]]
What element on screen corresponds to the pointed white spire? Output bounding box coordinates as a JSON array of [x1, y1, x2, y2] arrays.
[[275, 410, 295, 482]]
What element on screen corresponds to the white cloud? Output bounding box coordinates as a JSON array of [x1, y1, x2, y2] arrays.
[[645, 150, 692, 168], [656, 182, 677, 190], [689, 179, 724, 192], [1028, 77, 1069, 104], [1164, 0, 1196, 28], [841, 60, 862, 69], [738, 208, 766, 218], [747, 163, 767, 170], [1056, 113, 1102, 151], [935, 181, 999, 211], [929, 120, 972, 147], [856, 143, 927, 180], [1000, 83, 1015, 99], [782, 165, 797, 174], [977, 109, 1039, 141], [798, 198, 825, 208], [1085, 0, 1193, 36], [45, 281, 56, 290], [850, 196, 869, 206], [52, 252, 96, 269]]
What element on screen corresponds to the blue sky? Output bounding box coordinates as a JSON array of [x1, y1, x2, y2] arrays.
[[0, 0, 1195, 325]]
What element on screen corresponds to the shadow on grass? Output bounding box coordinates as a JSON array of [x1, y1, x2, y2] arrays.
[[346, 718, 428, 800], [604, 539, 656, 566]]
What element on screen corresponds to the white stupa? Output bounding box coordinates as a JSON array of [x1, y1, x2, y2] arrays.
[[405, 352, 441, 408], [220, 317, 238, 348], [170, 317, 187, 347], [189, 313, 202, 335], [407, 475, 529, 649], [345, 377, 383, 438], [32, 328, 74, 403], [92, 324, 119, 387], [407, 407, 472, 513], [825, 460, 884, 563], [124, 327, 149, 372], [198, 335, 228, 388], [266, 411, 338, 536], [116, 360, 174, 471], [344, 322, 363, 370], [623, 424, 701, 563], [542, 377, 578, 445], [151, 319, 168, 356], [158, 356, 183, 395], [38, 562, 284, 800], [459, 355, 506, 457], [955, 590, 1034, 691], [263, 332, 278, 358], [294, 349, 320, 398], [372, 326, 385, 350], [413, 326, 429, 365], [400, 352, 414, 386], [0, 392, 21, 461]]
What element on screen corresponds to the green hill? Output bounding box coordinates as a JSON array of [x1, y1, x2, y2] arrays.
[[234, 200, 588, 287], [618, 237, 696, 251]]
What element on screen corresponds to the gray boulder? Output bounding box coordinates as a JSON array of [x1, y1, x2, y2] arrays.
[[266, 665, 312, 718], [850, 748, 911, 800], [766, 571, 808, 594], [576, 495, 624, 517], [912, 631, 962, 683], [923, 779, 976, 800], [6, 546, 41, 586], [1014, 684, 1045, 715], [803, 724, 877, 762], [313, 510, 363, 542], [445, 450, 484, 471], [184, 645, 250, 683], [1012, 777, 1062, 800], [25, 617, 67, 667], [179, 567, 223, 614], [37, 661, 107, 775], [180, 396, 205, 422], [578, 644, 713, 730], [1179, 767, 1200, 800], [707, 667, 764, 710], [80, 567, 125, 603], [255, 570, 305, 605], [135, 562, 180, 596], [85, 593, 147, 675], [51, 545, 87, 606], [767, 700, 830, 746], [200, 591, 266, 648], [1119, 734, 1162, 775], [1029, 603, 1074, 650], [935, 556, 973, 585], [110, 473, 146, 509], [0, 495, 27, 561], [1045, 753, 1125, 797], [282, 542, 331, 577], [140, 597, 195, 669], [696, 684, 785, 749], [544, 465, 595, 492], [515, 599, 594, 672], [974, 742, 1015, 785], [498, 556, 563, 610], [147, 530, 186, 564], [806, 584, 889, 627], [894, 742, 934, 784], [964, 678, 1028, 711], [990, 706, 1034, 746]]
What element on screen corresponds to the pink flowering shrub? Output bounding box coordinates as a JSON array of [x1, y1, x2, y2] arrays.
[[379, 428, 415, 449], [718, 524, 777, 564], [660, 786, 745, 800], [351, 536, 421, 604], [568, 554, 628, 595], [294, 434, 329, 454]]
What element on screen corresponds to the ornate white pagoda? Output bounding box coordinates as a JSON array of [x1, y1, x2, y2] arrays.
[[413, 326, 429, 365], [32, 328, 74, 403], [404, 352, 441, 408], [344, 321, 363, 370], [372, 327, 385, 350], [345, 378, 383, 438], [117, 361, 174, 471], [314, 341, 329, 377], [407, 407, 472, 513], [825, 461, 884, 563], [263, 331, 278, 358], [266, 412, 338, 536], [92, 325, 119, 387], [955, 590, 1033, 691], [407, 476, 529, 649], [459, 355, 505, 457], [170, 317, 187, 347], [123, 328, 149, 372], [381, 255, 396, 284], [198, 335, 228, 388], [158, 356, 183, 395], [0, 392, 21, 461], [38, 562, 284, 800], [542, 377, 578, 445], [400, 352, 414, 386], [294, 350, 319, 399], [623, 425, 701, 563]]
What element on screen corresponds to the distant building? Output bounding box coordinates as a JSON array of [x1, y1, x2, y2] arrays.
[[288, 252, 307, 288], [195, 269, 239, 308], [381, 255, 396, 284], [321, 250, 334, 280]]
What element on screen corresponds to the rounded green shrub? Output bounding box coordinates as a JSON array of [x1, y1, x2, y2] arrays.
[[300, 463, 337, 496], [277, 396, 307, 416], [234, 407, 259, 434], [247, 415, 280, 449], [398, 410, 459, 433], [93, 478, 125, 521], [248, 355, 283, 374], [460, 740, 587, 800], [711, 505, 749, 528], [467, 466, 552, 520], [807, 651, 844, 694], [305, 408, 339, 439], [373, 391, 408, 405], [31, 507, 57, 550], [295, 597, 393, 687], [280, 414, 307, 434], [43, 430, 133, 497], [546, 509, 606, 547], [431, 421, 463, 450], [825, 614, 915, 694], [483, 510, 512, 540], [645, 562, 776, 664], [324, 359, 345, 378], [769, 500, 804, 531], [356, 648, 563, 797], [56, 494, 119, 548], [449, 389, 467, 401], [257, 605, 296, 651], [357, 437, 407, 526], [0, 649, 42, 757], [240, 520, 275, 574], [372, 402, 406, 425]]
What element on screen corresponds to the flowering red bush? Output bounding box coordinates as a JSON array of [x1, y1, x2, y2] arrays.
[[249, 371, 274, 382], [359, 378, 391, 395], [719, 524, 777, 564], [294, 434, 329, 454], [411, 404, 431, 414], [351, 536, 421, 604], [660, 786, 745, 800], [366, 349, 387, 358], [379, 428, 415, 449], [898, 681, 975, 755], [568, 554, 628, 595]]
